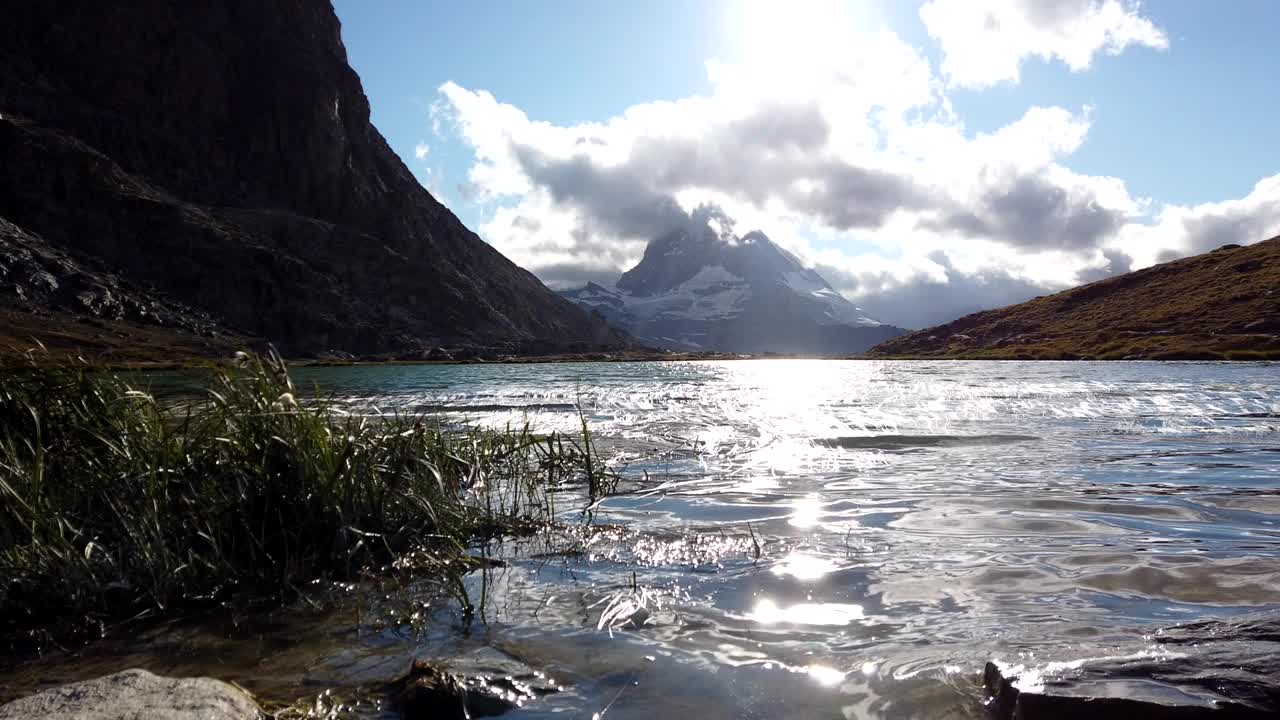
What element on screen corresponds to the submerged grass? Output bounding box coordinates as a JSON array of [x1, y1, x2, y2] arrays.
[[0, 350, 610, 652]]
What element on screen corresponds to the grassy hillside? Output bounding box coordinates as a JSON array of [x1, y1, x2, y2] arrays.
[[868, 237, 1280, 360]]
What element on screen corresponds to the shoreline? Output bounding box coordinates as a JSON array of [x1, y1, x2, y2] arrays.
[[0, 308, 1275, 369], [10, 351, 1276, 372]]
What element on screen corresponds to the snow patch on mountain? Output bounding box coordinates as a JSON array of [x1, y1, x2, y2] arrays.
[[561, 214, 906, 353], [779, 271, 883, 327]]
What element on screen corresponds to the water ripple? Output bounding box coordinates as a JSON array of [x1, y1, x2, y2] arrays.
[[42, 360, 1277, 718]]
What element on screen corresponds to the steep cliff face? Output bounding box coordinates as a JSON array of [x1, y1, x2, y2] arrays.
[[0, 1, 626, 356]]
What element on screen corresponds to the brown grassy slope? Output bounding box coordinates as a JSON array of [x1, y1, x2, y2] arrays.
[[0, 308, 245, 365], [867, 237, 1280, 360]]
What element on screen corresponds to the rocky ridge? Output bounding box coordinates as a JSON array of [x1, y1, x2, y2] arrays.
[[0, 1, 627, 358], [869, 236, 1280, 360]]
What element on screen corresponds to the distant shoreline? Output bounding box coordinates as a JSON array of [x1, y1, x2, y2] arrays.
[[2, 307, 1275, 370], [9, 352, 1275, 373]]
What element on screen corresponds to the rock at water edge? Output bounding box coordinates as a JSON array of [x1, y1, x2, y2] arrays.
[[0, 669, 262, 720]]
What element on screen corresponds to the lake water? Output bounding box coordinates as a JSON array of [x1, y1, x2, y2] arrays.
[[8, 360, 1280, 717]]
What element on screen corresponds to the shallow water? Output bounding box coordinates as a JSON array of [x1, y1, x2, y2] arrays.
[[6, 360, 1280, 717]]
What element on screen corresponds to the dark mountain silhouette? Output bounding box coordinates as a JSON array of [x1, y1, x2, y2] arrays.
[[0, 0, 627, 358]]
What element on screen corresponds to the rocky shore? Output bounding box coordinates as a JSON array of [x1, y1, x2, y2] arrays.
[[0, 648, 563, 720], [0, 670, 263, 720], [7, 611, 1276, 719]]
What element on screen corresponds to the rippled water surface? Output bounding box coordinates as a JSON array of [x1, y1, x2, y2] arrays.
[[10, 360, 1280, 717]]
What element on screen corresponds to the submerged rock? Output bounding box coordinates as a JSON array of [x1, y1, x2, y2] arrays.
[[393, 661, 471, 720], [983, 613, 1280, 719], [0, 669, 262, 720], [391, 649, 562, 719]]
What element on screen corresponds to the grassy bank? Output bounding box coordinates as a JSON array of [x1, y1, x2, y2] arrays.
[[867, 347, 1280, 361], [0, 351, 609, 653]]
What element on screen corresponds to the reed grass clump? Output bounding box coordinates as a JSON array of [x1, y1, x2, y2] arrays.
[[0, 351, 607, 649]]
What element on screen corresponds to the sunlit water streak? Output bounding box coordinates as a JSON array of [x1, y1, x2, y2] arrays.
[[7, 360, 1279, 718]]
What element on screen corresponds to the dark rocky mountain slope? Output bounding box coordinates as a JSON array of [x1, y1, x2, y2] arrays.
[[868, 236, 1280, 360], [0, 1, 626, 358], [562, 213, 906, 354]]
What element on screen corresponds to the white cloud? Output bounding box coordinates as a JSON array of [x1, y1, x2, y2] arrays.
[[1116, 174, 1280, 269], [478, 189, 649, 289], [428, 6, 1273, 329], [920, 0, 1168, 88], [413, 142, 430, 161], [814, 250, 1058, 328]]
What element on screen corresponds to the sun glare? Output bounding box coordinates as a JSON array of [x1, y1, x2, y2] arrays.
[[750, 598, 865, 626], [789, 495, 824, 528], [805, 664, 847, 687], [726, 0, 869, 76], [772, 552, 839, 580]]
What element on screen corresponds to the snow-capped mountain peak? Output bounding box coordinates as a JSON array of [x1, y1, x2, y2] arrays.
[[562, 218, 904, 353]]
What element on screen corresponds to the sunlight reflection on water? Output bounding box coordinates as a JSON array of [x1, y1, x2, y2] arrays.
[[772, 553, 838, 581], [788, 495, 823, 528], [286, 359, 1280, 715], [749, 598, 866, 625], [72, 359, 1280, 718]]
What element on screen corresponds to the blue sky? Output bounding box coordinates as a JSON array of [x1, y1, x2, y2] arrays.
[[334, 0, 731, 212], [332, 0, 1280, 327]]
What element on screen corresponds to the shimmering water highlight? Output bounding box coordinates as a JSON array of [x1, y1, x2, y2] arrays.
[[6, 360, 1278, 718]]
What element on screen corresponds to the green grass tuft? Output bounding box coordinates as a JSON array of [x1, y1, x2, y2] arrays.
[[0, 350, 608, 651]]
